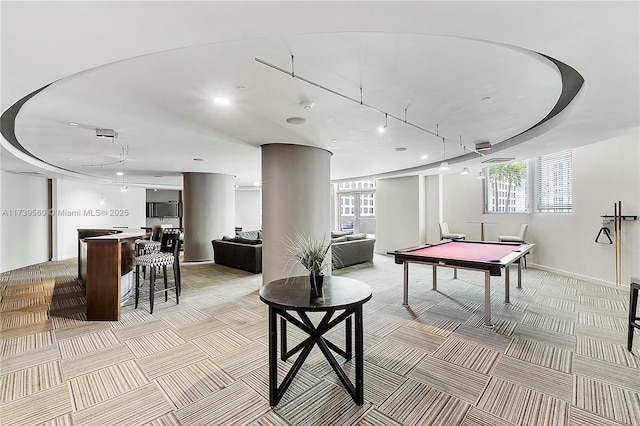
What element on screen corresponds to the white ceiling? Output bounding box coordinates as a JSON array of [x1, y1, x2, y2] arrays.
[[2, 1, 638, 189]]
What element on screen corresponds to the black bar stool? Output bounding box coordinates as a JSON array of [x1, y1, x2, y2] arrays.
[[134, 232, 181, 314], [629, 276, 640, 351]]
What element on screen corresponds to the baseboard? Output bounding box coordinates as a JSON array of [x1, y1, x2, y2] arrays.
[[529, 262, 623, 288]]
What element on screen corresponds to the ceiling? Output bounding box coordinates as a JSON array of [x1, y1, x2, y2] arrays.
[[1, 1, 638, 190]]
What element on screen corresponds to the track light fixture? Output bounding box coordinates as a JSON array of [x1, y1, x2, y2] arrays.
[[439, 137, 449, 171], [460, 139, 470, 175], [477, 171, 486, 179], [378, 113, 388, 133]]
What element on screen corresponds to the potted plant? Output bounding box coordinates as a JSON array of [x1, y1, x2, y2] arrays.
[[284, 232, 331, 295]]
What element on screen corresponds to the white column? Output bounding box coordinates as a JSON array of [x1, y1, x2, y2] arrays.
[[261, 143, 331, 285], [183, 172, 235, 261]]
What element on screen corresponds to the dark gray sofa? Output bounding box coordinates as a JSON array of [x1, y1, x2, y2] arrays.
[[211, 230, 262, 273], [331, 232, 376, 269], [211, 230, 375, 273]]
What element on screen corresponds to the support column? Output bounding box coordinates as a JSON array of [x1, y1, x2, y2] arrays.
[[261, 144, 331, 285], [183, 172, 235, 261]]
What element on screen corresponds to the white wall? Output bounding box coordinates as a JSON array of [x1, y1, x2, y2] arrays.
[[0, 171, 49, 272], [376, 175, 425, 254], [52, 179, 146, 260], [235, 188, 261, 232], [439, 130, 640, 286]]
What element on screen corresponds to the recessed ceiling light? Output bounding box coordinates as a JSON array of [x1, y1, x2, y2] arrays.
[[421, 154, 428, 159], [213, 97, 230, 105], [330, 138, 337, 143], [68, 122, 79, 126], [116, 171, 124, 176], [154, 175, 162, 178], [193, 158, 205, 162], [394, 147, 407, 152], [254, 181, 261, 186], [286, 117, 307, 125], [236, 86, 246, 91]]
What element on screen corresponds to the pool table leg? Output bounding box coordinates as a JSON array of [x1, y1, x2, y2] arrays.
[[504, 264, 511, 303], [484, 271, 493, 327], [432, 266, 438, 290], [517, 260, 523, 289], [403, 262, 409, 306]]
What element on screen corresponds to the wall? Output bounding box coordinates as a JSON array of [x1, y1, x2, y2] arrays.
[[235, 188, 261, 232], [438, 130, 640, 286], [0, 171, 49, 272], [52, 179, 146, 260], [145, 189, 181, 228], [376, 175, 425, 254]]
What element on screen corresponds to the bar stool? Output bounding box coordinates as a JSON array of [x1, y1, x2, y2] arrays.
[[628, 276, 640, 351], [134, 232, 181, 314]]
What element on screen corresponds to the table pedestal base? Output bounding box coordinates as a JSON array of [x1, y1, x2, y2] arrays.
[[268, 306, 364, 406]]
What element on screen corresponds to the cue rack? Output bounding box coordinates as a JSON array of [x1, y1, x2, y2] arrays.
[[597, 201, 637, 286]]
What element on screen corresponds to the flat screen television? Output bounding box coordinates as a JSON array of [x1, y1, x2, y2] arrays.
[[147, 202, 182, 218]]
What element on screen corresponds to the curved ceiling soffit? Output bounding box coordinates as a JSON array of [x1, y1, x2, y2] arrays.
[[338, 45, 585, 182], [1, 34, 584, 183]]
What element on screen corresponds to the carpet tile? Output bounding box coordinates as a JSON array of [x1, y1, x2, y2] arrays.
[[1, 255, 639, 425]]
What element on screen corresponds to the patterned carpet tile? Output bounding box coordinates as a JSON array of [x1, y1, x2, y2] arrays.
[[357, 409, 404, 426], [68, 360, 149, 410], [173, 316, 230, 341], [276, 380, 372, 426], [572, 353, 640, 393], [58, 329, 120, 359], [512, 323, 576, 351], [521, 312, 575, 334], [408, 355, 490, 404], [0, 330, 55, 357], [192, 328, 252, 357], [386, 324, 447, 353], [574, 375, 640, 425], [210, 340, 269, 379], [577, 312, 627, 331], [378, 378, 470, 426], [60, 343, 135, 379], [431, 337, 500, 375], [569, 406, 632, 426], [72, 382, 174, 426], [576, 336, 639, 368], [461, 407, 518, 426], [111, 318, 170, 341], [451, 324, 512, 353], [0, 344, 61, 376], [156, 358, 235, 409], [136, 342, 208, 380], [52, 321, 112, 341], [477, 377, 570, 425], [159, 308, 210, 328], [464, 315, 518, 336], [505, 338, 573, 372], [0, 383, 72, 426], [0, 360, 63, 403], [240, 361, 320, 406], [365, 338, 428, 376], [493, 355, 573, 402], [124, 329, 185, 358], [174, 380, 271, 426]]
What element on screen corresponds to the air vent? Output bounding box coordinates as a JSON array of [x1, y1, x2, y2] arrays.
[[481, 158, 515, 164]]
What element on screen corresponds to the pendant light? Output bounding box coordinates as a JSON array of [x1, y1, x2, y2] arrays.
[[460, 139, 470, 175]]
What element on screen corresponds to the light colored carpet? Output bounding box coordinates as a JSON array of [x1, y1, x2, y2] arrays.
[[1, 254, 639, 425]]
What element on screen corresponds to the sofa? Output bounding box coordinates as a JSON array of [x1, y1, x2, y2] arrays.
[[330, 231, 376, 269], [211, 229, 375, 273], [211, 230, 262, 273]]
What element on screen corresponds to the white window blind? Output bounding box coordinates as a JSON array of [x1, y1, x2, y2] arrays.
[[535, 150, 572, 212]]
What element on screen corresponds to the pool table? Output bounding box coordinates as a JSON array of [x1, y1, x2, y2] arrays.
[[390, 240, 534, 326]]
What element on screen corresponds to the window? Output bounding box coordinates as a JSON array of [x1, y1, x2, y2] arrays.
[[337, 180, 376, 234], [535, 150, 572, 212], [484, 162, 529, 213]]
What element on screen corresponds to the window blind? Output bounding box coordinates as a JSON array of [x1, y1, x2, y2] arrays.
[[535, 150, 572, 212]]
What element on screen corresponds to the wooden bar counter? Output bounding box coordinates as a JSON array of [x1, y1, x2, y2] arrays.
[[78, 230, 144, 320]]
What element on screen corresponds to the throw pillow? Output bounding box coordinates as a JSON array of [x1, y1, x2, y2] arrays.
[[347, 233, 367, 241], [237, 230, 260, 240], [222, 236, 237, 242], [331, 236, 349, 243], [331, 230, 354, 238]]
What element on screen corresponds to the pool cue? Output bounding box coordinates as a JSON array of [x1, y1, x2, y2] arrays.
[[618, 200, 622, 286], [614, 202, 618, 286]]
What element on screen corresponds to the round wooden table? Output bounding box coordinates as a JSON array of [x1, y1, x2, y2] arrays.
[[259, 275, 372, 406]]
